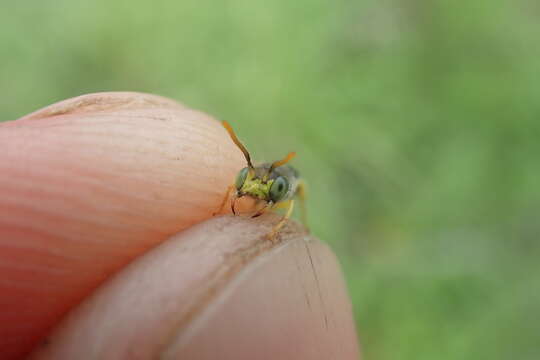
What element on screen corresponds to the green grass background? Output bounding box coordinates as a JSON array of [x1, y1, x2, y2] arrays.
[[2, 1, 539, 358]]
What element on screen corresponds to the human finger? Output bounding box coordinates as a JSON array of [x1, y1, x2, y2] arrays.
[[0, 92, 245, 359], [28, 215, 360, 360]]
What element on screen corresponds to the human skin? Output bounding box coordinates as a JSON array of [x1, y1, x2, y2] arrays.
[[0, 92, 360, 359]]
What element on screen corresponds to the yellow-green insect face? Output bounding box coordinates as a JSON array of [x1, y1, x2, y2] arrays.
[[234, 165, 295, 203]]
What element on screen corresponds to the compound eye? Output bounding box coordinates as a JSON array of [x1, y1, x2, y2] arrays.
[[269, 176, 289, 202], [235, 167, 249, 190]]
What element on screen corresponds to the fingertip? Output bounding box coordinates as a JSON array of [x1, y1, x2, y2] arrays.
[[0, 92, 246, 359]]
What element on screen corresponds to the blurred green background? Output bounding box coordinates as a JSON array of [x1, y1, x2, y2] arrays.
[[2, 1, 539, 359]]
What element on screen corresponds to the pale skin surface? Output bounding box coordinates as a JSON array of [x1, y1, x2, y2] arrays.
[[0, 92, 360, 359]]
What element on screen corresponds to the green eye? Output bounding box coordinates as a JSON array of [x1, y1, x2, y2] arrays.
[[269, 176, 289, 202], [235, 167, 249, 190]]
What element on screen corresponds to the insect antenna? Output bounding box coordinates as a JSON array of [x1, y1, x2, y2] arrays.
[[222, 121, 254, 170], [268, 151, 296, 174]]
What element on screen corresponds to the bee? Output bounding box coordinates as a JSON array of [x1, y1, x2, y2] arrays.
[[216, 121, 306, 239]]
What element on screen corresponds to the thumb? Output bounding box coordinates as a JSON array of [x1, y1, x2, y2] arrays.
[[28, 215, 360, 360]]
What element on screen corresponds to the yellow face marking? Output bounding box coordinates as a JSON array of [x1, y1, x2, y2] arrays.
[[239, 175, 275, 201]]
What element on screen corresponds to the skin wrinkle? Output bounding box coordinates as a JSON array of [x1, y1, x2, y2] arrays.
[[3, 132, 229, 204], [21, 93, 185, 120], [304, 241, 329, 330], [0, 139, 230, 232], [0, 173, 198, 228], [1, 124, 232, 190], [0, 167, 145, 209], [3, 129, 207, 167], [0, 163, 192, 210], [0, 238, 139, 274], [0, 234, 85, 261], [0, 257, 69, 275], [0, 178, 219, 238], [292, 244, 312, 310], [0, 246, 119, 287], [0, 203, 135, 245], [0, 181, 135, 225], [10, 131, 219, 188], [46, 119, 197, 142]]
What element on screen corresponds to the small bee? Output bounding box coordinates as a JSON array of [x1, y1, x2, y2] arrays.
[[217, 121, 306, 239]]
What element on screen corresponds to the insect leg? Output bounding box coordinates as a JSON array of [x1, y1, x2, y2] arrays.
[[213, 185, 235, 216], [267, 199, 295, 241], [296, 180, 308, 230], [251, 201, 273, 218]]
